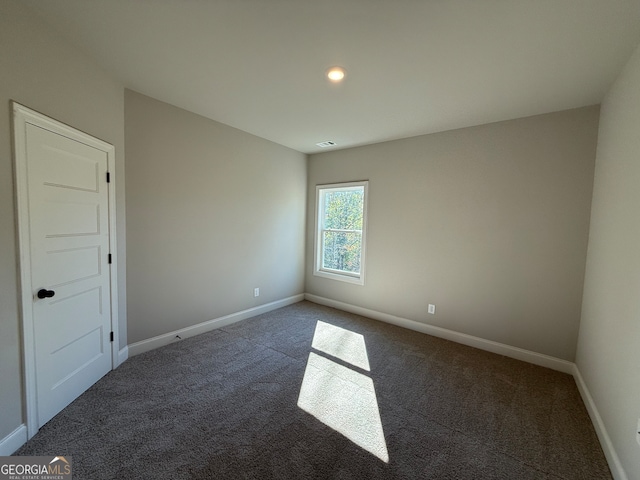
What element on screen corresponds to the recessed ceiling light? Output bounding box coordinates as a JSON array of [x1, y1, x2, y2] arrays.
[[326, 67, 346, 82], [316, 141, 337, 148]]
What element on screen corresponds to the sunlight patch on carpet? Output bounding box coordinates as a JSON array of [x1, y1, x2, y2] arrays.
[[297, 322, 388, 462], [311, 321, 370, 371]]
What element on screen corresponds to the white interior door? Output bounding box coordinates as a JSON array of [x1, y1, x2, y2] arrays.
[[14, 106, 115, 430]]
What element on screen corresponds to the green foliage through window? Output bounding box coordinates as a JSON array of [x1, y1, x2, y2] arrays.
[[322, 231, 362, 273]]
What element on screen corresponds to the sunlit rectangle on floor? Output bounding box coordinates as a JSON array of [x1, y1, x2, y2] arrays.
[[297, 352, 388, 462], [311, 321, 370, 371]]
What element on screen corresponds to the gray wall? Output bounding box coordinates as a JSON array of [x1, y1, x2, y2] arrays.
[[307, 107, 599, 361], [577, 41, 640, 480], [0, 0, 126, 442], [125, 90, 306, 343]]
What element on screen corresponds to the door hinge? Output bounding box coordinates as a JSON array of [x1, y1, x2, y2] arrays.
[[108, 253, 112, 264], [106, 172, 111, 183], [110, 332, 114, 342]]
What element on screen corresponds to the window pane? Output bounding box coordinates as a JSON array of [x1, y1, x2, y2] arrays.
[[322, 231, 362, 273], [323, 189, 364, 230]]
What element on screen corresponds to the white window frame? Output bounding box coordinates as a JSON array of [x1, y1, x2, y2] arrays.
[[314, 181, 368, 285]]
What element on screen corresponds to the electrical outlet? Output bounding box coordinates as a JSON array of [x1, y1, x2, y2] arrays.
[[428, 304, 436, 315], [254, 287, 260, 297], [636, 418, 640, 447]]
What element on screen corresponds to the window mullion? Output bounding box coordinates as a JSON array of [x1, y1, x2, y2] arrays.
[[321, 228, 362, 234]]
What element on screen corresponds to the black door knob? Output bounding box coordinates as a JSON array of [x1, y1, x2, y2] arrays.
[[37, 289, 55, 299]]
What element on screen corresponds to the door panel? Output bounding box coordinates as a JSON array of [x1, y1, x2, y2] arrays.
[[43, 246, 102, 286], [40, 144, 100, 192], [25, 123, 112, 428], [43, 202, 100, 236]]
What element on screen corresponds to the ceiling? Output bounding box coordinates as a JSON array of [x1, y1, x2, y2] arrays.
[[22, 0, 640, 154]]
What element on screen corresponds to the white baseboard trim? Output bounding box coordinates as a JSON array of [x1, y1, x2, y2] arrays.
[[304, 294, 575, 374], [117, 346, 129, 366], [128, 294, 305, 357], [0, 425, 27, 455], [572, 366, 628, 480]]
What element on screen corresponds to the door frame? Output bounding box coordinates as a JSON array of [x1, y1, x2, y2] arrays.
[[12, 102, 120, 439]]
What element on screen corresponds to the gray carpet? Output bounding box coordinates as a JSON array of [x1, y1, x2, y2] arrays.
[[16, 301, 611, 479]]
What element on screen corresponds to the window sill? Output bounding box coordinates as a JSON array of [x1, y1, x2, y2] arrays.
[[313, 269, 365, 286]]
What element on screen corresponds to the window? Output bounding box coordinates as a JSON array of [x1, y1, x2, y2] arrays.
[[314, 181, 368, 285]]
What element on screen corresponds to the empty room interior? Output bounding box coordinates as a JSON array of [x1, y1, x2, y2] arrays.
[[1, 0, 640, 478]]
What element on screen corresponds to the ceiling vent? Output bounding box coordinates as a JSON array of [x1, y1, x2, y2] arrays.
[[316, 141, 337, 148]]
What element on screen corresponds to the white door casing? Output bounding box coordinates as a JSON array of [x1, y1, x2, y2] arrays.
[[12, 103, 120, 438]]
